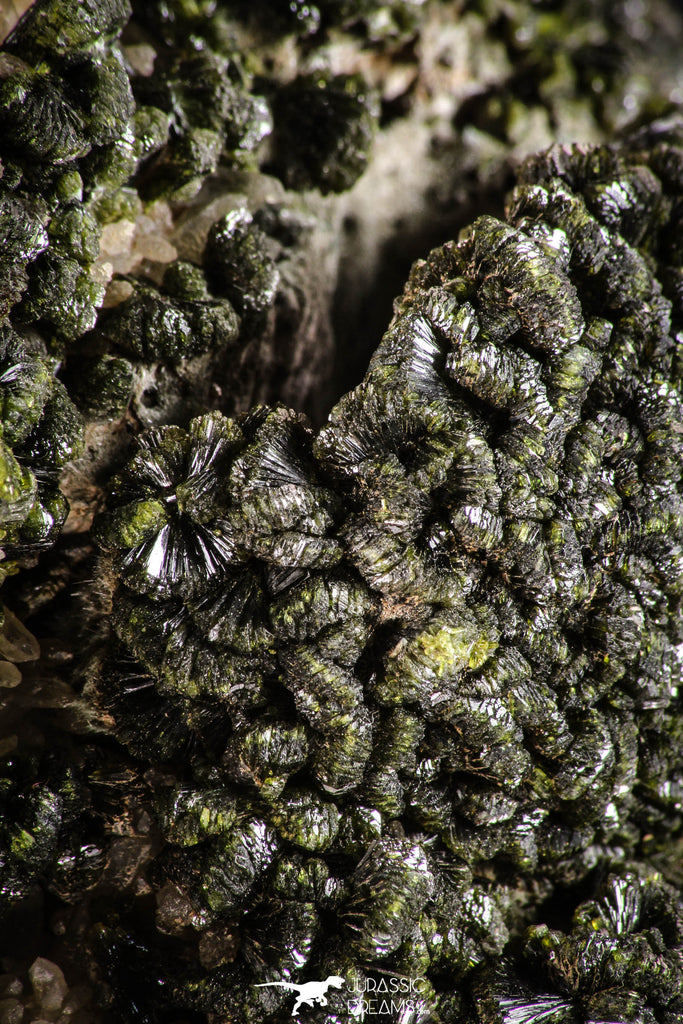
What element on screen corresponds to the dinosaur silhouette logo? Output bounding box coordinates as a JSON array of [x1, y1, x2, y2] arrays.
[[255, 975, 345, 1017]]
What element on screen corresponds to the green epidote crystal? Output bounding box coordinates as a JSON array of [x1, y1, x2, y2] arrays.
[[156, 787, 239, 847], [0, 327, 83, 554], [0, 0, 135, 344], [0, 187, 49, 320], [64, 354, 134, 420], [2, 0, 131, 58], [97, 279, 240, 362], [269, 72, 379, 195], [204, 209, 280, 317], [0, 750, 102, 906], [87, 124, 683, 1019], [473, 872, 683, 1024]]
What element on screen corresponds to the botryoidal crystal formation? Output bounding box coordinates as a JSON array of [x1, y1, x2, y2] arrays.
[[84, 126, 683, 1020], [474, 871, 683, 1024], [2, 0, 683, 1021], [0, 326, 84, 568], [1, 0, 681, 560]]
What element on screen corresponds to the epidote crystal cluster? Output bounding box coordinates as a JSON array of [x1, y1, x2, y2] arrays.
[[88, 126, 683, 1021], [2, 1, 683, 1023]]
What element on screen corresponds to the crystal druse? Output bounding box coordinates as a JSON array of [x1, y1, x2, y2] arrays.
[[1, 1, 683, 1022], [90, 126, 683, 1020]]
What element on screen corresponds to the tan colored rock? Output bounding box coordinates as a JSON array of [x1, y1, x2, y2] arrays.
[[28, 959, 67, 1016], [0, 606, 40, 662], [0, 997, 23, 1024], [0, 0, 33, 45]]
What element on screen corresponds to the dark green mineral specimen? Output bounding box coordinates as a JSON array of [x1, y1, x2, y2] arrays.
[[0, 326, 83, 562], [2, 0, 683, 1021], [89, 124, 683, 1020], [474, 871, 683, 1024], [268, 72, 379, 195], [0, 749, 103, 906]]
